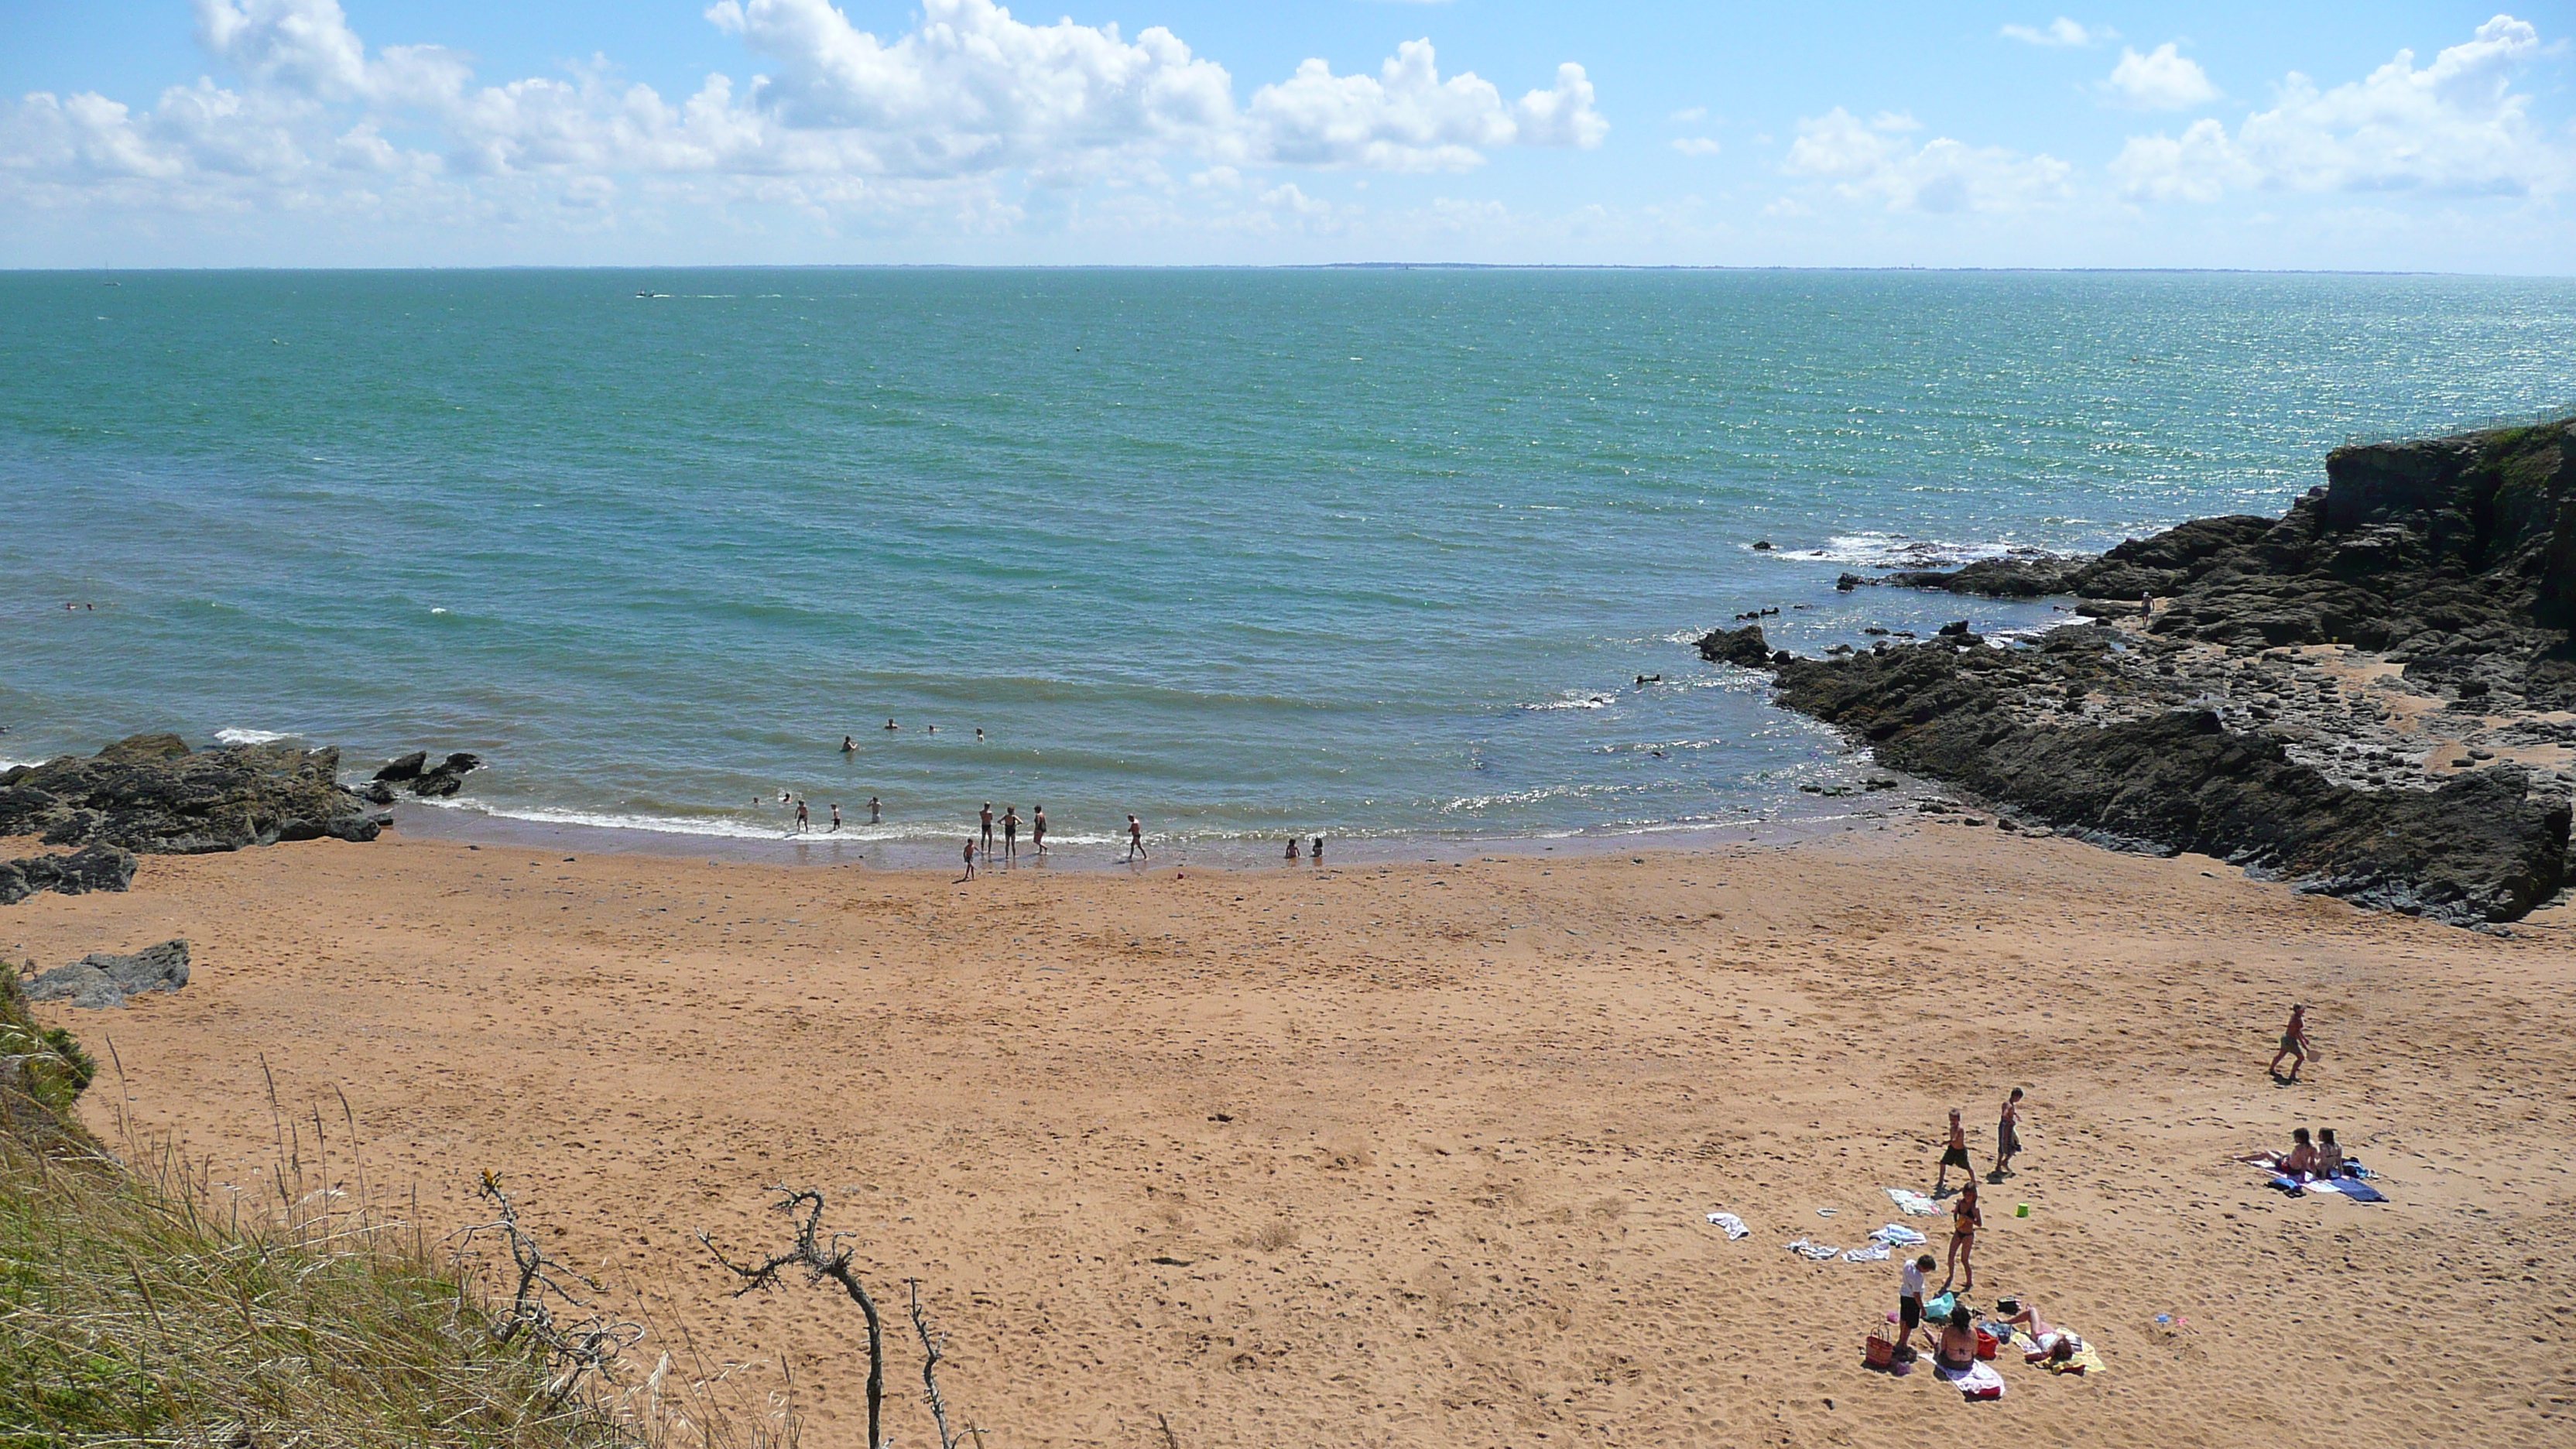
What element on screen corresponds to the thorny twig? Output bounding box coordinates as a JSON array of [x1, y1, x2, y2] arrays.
[[447, 1174, 644, 1405], [907, 1279, 977, 1449], [699, 1187, 888, 1449]]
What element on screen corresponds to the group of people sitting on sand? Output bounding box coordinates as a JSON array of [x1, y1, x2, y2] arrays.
[[2235, 1125, 2348, 1180], [1898, 1253, 2085, 1372]]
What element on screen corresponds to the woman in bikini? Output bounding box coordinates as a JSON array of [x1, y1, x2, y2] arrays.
[[1935, 1304, 1979, 1372], [1936, 1108, 1971, 1191], [1999, 1298, 2081, 1364], [1943, 1181, 1980, 1293]]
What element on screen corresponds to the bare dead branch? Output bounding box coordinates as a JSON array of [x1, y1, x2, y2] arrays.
[[907, 1278, 975, 1449], [699, 1187, 887, 1449], [445, 1173, 643, 1405]]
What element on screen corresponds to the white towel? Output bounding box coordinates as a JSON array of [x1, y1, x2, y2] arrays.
[[1706, 1211, 1750, 1239], [1935, 1359, 2007, 1398], [1871, 1223, 1929, 1247], [1886, 1187, 1939, 1216], [1841, 1244, 1892, 1262], [1786, 1238, 1841, 1260]]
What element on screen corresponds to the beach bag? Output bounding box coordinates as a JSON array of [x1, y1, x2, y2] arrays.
[[1864, 1330, 1896, 1370], [1975, 1330, 2000, 1362]]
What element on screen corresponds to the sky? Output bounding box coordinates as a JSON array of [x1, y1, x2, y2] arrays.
[[1, 1, 2570, 270]]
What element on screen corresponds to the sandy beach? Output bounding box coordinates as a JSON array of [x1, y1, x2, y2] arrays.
[[9, 822, 2573, 1448]]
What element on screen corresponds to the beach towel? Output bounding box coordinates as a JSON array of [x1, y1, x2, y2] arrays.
[[1934, 1359, 2006, 1399], [1708, 1211, 1751, 1239], [2308, 1178, 2388, 1203], [1842, 1244, 1892, 1262], [1886, 1187, 1939, 1216], [2026, 1332, 2104, 1375], [1786, 1238, 1841, 1260], [2266, 1175, 2307, 1197], [1871, 1223, 1929, 1247]]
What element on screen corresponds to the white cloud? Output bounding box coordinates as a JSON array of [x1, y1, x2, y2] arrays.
[[2001, 18, 2111, 47], [1783, 107, 2071, 213], [1248, 41, 1604, 170], [1669, 106, 1707, 125], [2, 0, 1605, 225], [1670, 136, 1721, 156], [2103, 43, 2219, 111], [2112, 15, 2564, 200]]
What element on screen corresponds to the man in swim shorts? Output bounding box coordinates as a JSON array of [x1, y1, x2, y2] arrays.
[[1997, 1088, 2024, 1175], [1033, 806, 1047, 855], [2269, 1003, 2313, 1081]]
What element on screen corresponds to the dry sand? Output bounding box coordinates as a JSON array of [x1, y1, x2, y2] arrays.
[[9, 822, 2574, 1448]]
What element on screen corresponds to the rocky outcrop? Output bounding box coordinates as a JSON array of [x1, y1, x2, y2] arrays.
[[1882, 557, 2088, 598], [24, 940, 190, 1010], [1704, 418, 2576, 925], [0, 845, 138, 906], [407, 752, 483, 799], [0, 736, 385, 855]]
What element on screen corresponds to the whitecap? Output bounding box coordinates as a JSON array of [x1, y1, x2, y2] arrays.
[[1520, 691, 1619, 712], [215, 728, 299, 745], [1751, 533, 2075, 570]]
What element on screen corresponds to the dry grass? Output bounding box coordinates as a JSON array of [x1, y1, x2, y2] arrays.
[[0, 969, 783, 1449]]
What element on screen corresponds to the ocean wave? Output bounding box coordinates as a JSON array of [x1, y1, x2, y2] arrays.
[[1520, 690, 1619, 712], [414, 797, 1135, 848], [0, 757, 48, 771], [215, 728, 300, 745], [1752, 533, 2073, 570]]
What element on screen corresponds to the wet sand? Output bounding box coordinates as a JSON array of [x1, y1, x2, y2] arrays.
[[11, 822, 2573, 1447]]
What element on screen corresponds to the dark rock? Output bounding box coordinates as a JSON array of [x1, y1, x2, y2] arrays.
[[0, 844, 138, 906], [1694, 624, 1775, 669], [373, 750, 430, 783], [24, 940, 190, 1010], [0, 742, 379, 855], [1836, 572, 1866, 592], [1752, 540, 1773, 551], [1936, 620, 1971, 637], [1884, 558, 2086, 598], [406, 752, 484, 798], [94, 733, 193, 766], [359, 780, 397, 805]]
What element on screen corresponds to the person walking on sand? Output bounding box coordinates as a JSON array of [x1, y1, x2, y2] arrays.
[[1002, 805, 1020, 859], [1997, 1088, 2025, 1176], [1033, 805, 1048, 855], [1942, 1181, 1981, 1293], [980, 803, 995, 859], [868, 796, 882, 824], [960, 839, 977, 882], [1935, 1108, 1971, 1192], [829, 803, 842, 832], [1126, 814, 1147, 862], [2270, 1004, 2314, 1081]]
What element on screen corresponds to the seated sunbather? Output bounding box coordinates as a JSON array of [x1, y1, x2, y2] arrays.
[[1935, 1304, 1978, 1372], [1997, 1297, 2081, 1363], [2314, 1128, 2345, 1178], [2235, 1126, 2319, 1177]]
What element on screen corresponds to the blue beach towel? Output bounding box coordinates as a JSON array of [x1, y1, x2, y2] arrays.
[[2314, 1177, 2387, 1203]]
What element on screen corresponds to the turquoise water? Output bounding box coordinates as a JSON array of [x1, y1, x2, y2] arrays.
[[4, 269, 2572, 862]]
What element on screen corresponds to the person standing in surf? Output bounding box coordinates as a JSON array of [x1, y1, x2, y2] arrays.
[[1033, 805, 1048, 855], [793, 797, 810, 834], [980, 803, 995, 860], [868, 796, 882, 824], [1002, 805, 1020, 860]]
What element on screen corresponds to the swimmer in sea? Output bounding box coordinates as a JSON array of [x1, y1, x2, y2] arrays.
[[1286, 838, 1300, 862], [841, 735, 856, 752], [885, 718, 899, 731], [976, 728, 985, 743]]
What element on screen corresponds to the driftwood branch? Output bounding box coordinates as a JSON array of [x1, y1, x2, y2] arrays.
[[700, 1187, 888, 1449], [908, 1278, 978, 1449], [445, 1174, 642, 1405]]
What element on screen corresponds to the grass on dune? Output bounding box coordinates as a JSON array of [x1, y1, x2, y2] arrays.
[[0, 965, 648, 1449]]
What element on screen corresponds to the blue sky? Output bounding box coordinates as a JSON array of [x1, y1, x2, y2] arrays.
[[2, 2, 2569, 269]]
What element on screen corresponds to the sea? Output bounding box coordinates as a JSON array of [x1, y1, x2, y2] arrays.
[[5, 268, 2571, 866]]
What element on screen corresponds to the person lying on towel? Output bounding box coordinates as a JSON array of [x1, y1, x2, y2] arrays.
[[1998, 1297, 2083, 1364]]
